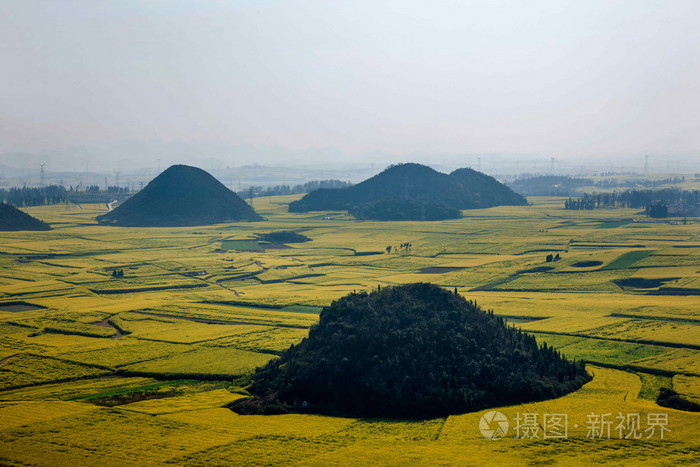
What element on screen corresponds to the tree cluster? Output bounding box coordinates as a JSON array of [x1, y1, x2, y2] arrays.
[[0, 185, 133, 207], [231, 283, 591, 418], [111, 269, 125, 278], [0, 185, 67, 207], [593, 177, 685, 188], [240, 180, 351, 199], [656, 387, 700, 412], [564, 188, 699, 217]]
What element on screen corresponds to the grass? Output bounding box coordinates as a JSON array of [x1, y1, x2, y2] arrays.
[[602, 250, 655, 270], [221, 239, 263, 251], [636, 372, 672, 400]]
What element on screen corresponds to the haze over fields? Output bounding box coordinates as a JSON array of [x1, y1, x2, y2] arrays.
[[1, 1, 699, 174]]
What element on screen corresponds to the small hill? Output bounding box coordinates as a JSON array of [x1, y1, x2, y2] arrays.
[[288, 163, 526, 220], [449, 168, 527, 207], [97, 165, 263, 227], [230, 283, 590, 418], [0, 202, 52, 231]]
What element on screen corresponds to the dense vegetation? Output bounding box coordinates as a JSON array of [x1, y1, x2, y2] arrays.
[[656, 387, 700, 412], [0, 185, 131, 207], [507, 175, 686, 197], [97, 165, 263, 226], [288, 163, 526, 220], [349, 197, 461, 221], [593, 176, 685, 188], [0, 202, 52, 231], [449, 167, 527, 207], [231, 283, 590, 418], [256, 231, 311, 243], [0, 185, 68, 207], [564, 188, 699, 217]]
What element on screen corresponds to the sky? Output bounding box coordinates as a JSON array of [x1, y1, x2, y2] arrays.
[[1, 0, 699, 170]]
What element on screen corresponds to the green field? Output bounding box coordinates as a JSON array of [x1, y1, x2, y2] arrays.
[[0, 196, 699, 465]]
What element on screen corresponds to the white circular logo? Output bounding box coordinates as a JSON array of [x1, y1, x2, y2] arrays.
[[479, 411, 509, 440]]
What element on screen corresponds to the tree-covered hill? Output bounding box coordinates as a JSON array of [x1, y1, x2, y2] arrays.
[[349, 197, 461, 221], [96, 165, 263, 227], [449, 167, 527, 207], [0, 202, 52, 231], [288, 163, 526, 220], [231, 283, 590, 418]]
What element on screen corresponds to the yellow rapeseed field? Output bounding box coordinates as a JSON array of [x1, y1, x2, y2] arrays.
[[0, 197, 698, 465]]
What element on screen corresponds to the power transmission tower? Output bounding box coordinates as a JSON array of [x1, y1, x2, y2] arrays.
[[644, 155, 649, 175], [550, 157, 555, 174], [39, 164, 45, 187]]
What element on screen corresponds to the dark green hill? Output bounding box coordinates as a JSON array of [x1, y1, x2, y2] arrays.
[[96, 165, 263, 227], [349, 197, 461, 221], [449, 168, 527, 207], [0, 202, 51, 231], [230, 283, 590, 418], [288, 163, 526, 220]]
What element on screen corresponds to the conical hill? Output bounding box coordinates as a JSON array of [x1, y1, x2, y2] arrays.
[[97, 165, 263, 227], [0, 202, 52, 231]]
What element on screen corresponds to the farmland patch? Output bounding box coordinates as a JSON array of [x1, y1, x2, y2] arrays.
[[602, 250, 655, 270], [221, 240, 263, 252]]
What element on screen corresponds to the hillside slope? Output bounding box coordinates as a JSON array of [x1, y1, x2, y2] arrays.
[[0, 202, 52, 231]]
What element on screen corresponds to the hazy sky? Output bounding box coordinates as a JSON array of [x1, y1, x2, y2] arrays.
[[2, 0, 699, 163]]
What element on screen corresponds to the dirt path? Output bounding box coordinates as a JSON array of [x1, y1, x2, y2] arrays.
[[92, 318, 123, 338], [0, 355, 18, 366]]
